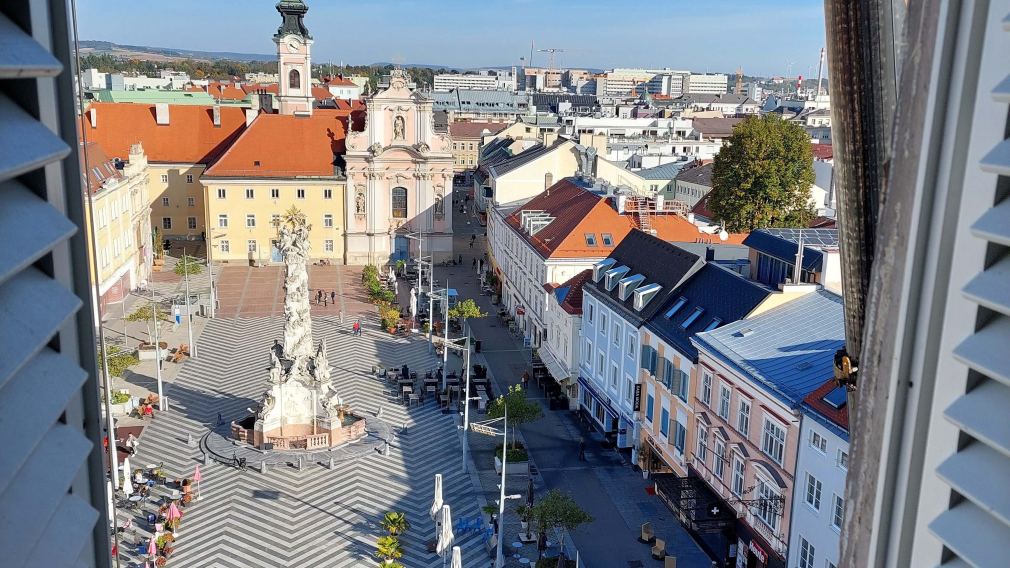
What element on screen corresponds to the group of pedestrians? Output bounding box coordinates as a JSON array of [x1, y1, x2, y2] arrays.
[[314, 289, 337, 307]]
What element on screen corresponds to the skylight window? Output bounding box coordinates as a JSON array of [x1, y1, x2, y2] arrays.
[[665, 297, 688, 319], [585, 233, 597, 246], [703, 318, 723, 332], [681, 307, 705, 329], [602, 233, 614, 246]]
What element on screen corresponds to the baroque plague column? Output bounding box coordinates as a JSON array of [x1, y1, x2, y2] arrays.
[[344, 69, 454, 265]]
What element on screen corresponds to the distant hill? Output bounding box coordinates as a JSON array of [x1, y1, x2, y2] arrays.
[[79, 40, 274, 62]]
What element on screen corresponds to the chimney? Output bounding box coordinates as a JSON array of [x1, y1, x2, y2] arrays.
[[705, 247, 715, 261], [155, 103, 169, 125], [88, 107, 97, 128], [212, 104, 221, 127]]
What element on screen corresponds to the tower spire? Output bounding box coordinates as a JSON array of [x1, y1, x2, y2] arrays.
[[275, 0, 311, 40]]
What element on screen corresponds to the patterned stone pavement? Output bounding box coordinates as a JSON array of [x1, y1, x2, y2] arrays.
[[120, 315, 487, 567]]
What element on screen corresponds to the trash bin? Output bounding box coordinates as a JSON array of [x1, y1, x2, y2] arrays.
[[475, 340, 482, 353]]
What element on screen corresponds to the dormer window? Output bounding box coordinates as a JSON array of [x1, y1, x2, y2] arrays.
[[604, 266, 630, 291], [681, 307, 705, 329], [618, 274, 645, 300], [703, 318, 723, 332], [585, 233, 597, 247], [665, 297, 688, 319], [602, 233, 614, 246], [633, 283, 662, 311], [592, 258, 616, 282]]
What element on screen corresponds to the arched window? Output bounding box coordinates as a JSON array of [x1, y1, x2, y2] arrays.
[[391, 187, 407, 218], [288, 69, 300, 89]]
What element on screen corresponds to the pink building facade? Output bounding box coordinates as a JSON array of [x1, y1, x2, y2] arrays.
[[344, 69, 454, 264]]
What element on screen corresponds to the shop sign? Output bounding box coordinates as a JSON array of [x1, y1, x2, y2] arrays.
[[749, 540, 768, 563], [633, 384, 642, 411]]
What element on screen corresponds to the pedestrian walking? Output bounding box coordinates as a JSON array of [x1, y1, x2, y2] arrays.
[[316, 289, 322, 304], [469, 240, 474, 249], [458, 254, 462, 264], [472, 258, 477, 269], [352, 320, 360, 336], [521, 370, 530, 390], [578, 437, 586, 461], [125, 433, 139, 455], [323, 296, 328, 307], [330, 290, 336, 305]]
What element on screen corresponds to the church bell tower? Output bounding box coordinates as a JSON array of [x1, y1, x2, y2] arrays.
[[274, 0, 313, 115]]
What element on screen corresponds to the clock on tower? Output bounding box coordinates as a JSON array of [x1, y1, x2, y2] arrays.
[[273, 0, 314, 115]]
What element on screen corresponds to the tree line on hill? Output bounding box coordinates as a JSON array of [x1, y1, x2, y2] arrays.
[[78, 53, 469, 92]]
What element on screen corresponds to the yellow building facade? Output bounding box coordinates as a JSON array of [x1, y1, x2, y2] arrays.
[[81, 142, 153, 316], [201, 179, 346, 264], [148, 163, 208, 240]]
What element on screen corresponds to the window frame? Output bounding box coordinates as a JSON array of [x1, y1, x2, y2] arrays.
[[761, 417, 787, 465]]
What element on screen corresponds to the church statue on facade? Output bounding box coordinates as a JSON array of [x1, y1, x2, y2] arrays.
[[232, 209, 366, 450]]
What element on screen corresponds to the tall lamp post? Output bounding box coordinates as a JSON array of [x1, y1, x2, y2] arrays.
[[181, 248, 195, 358], [471, 407, 520, 568], [151, 285, 165, 410]]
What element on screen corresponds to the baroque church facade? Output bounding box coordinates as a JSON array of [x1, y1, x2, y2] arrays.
[[344, 69, 455, 265]]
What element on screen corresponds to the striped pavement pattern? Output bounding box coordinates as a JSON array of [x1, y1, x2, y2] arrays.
[[121, 315, 487, 567]]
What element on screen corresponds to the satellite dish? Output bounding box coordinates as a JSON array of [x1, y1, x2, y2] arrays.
[[718, 229, 729, 241]]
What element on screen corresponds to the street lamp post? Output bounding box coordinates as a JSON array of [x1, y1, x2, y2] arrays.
[[496, 404, 509, 568], [462, 334, 471, 471], [441, 280, 450, 392], [207, 227, 216, 319], [182, 249, 195, 359], [151, 286, 165, 410]]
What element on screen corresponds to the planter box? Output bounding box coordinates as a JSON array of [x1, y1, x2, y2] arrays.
[[494, 456, 530, 476], [110, 397, 138, 417], [137, 345, 166, 361]]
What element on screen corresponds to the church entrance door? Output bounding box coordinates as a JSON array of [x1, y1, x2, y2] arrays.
[[271, 240, 283, 263], [393, 236, 408, 262]]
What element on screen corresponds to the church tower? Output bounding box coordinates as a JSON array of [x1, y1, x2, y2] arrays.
[[274, 0, 313, 115]]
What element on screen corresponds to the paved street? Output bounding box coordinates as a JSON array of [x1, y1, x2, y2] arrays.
[[118, 311, 488, 567], [444, 189, 714, 568]]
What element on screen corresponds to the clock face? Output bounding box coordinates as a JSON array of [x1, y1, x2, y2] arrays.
[[287, 40, 300, 53]]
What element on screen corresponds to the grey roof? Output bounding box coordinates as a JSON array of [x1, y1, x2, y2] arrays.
[[431, 89, 528, 114], [586, 231, 704, 325], [742, 228, 838, 272], [636, 162, 687, 180], [692, 289, 844, 407], [646, 263, 772, 362], [489, 140, 557, 177], [674, 162, 714, 187], [518, 114, 562, 128], [713, 94, 756, 105]]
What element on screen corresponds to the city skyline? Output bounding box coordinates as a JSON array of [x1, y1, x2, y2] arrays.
[[78, 0, 828, 77]]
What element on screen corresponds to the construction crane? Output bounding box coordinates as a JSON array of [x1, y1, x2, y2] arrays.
[[537, 48, 565, 71]]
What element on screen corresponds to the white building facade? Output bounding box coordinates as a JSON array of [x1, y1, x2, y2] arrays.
[[685, 73, 729, 94], [787, 401, 849, 568], [434, 74, 499, 91]]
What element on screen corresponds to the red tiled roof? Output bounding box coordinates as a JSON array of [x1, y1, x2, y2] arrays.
[[79, 141, 123, 193], [504, 180, 633, 259], [449, 121, 508, 140], [323, 76, 357, 87], [811, 143, 834, 160], [691, 194, 714, 219], [204, 110, 349, 178], [82, 102, 247, 164], [557, 269, 592, 315], [205, 81, 248, 101], [802, 379, 849, 431], [644, 213, 748, 245]]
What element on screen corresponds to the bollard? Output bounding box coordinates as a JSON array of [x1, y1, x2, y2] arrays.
[[376, 406, 383, 418], [260, 460, 268, 474], [187, 433, 194, 447], [328, 457, 335, 470], [297, 456, 303, 470]]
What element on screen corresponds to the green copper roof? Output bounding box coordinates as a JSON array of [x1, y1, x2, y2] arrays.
[[91, 90, 227, 105], [275, 0, 311, 39]]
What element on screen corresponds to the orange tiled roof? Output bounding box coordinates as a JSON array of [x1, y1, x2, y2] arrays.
[[79, 141, 123, 193], [645, 213, 748, 245], [204, 110, 349, 178], [811, 143, 834, 160], [240, 82, 334, 101], [81, 102, 247, 164], [205, 81, 248, 101], [504, 180, 634, 259], [323, 76, 357, 87]]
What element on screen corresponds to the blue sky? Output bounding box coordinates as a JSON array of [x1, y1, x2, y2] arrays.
[[77, 0, 826, 77]]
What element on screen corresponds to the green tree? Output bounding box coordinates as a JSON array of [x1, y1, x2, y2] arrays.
[[708, 115, 816, 232], [448, 298, 486, 335], [487, 385, 543, 450], [173, 253, 203, 276], [126, 301, 170, 344], [98, 345, 140, 378], [379, 512, 410, 536], [374, 535, 403, 563], [529, 490, 593, 563]]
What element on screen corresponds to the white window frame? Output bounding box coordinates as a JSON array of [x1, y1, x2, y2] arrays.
[[218, 214, 228, 228], [217, 188, 226, 199], [271, 188, 280, 199], [323, 214, 334, 228], [245, 188, 255, 199], [186, 174, 194, 183], [761, 416, 787, 465], [718, 384, 731, 420], [811, 430, 828, 454], [324, 239, 334, 253], [737, 398, 751, 437], [731, 455, 745, 496], [219, 240, 230, 253], [246, 214, 256, 228], [799, 537, 815, 568], [247, 240, 257, 253], [805, 472, 823, 511], [161, 196, 169, 207], [701, 371, 712, 406]]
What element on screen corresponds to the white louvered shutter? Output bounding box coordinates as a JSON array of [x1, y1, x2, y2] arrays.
[[0, 2, 107, 567], [928, 8, 1010, 567]]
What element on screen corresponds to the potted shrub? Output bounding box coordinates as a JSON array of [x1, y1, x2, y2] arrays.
[[374, 535, 403, 565], [379, 512, 410, 536], [516, 504, 533, 533]]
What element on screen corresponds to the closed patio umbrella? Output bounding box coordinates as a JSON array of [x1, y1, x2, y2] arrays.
[[450, 545, 463, 568], [436, 504, 455, 563], [146, 535, 157, 559], [121, 456, 134, 498], [193, 464, 202, 501], [430, 474, 443, 521]]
